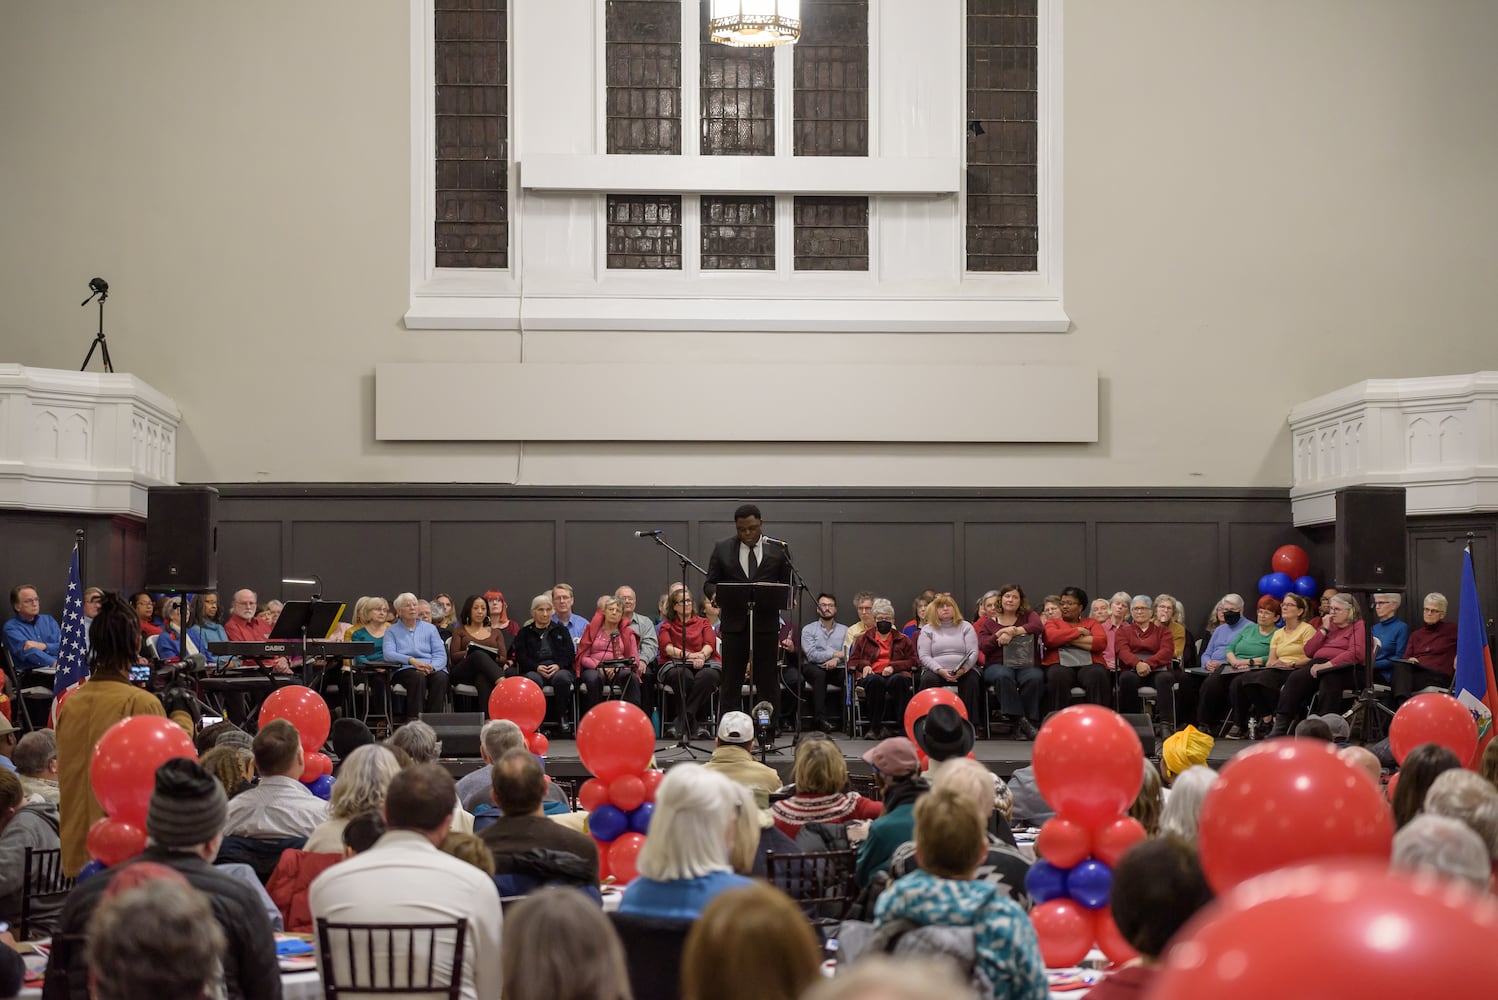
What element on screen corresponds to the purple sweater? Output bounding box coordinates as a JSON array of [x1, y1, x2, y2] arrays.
[[918, 622, 979, 673]]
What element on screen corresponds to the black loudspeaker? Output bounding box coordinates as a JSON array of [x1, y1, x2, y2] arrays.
[[144, 486, 219, 592], [1120, 713, 1157, 757], [422, 712, 485, 758], [1334, 486, 1407, 592]]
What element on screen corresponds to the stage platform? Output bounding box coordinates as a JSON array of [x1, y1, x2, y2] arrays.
[[442, 734, 1256, 785]]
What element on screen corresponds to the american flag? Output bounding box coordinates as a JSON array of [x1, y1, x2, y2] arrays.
[[50, 545, 89, 724]]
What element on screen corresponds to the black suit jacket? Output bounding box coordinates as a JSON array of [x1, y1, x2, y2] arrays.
[[704, 537, 792, 634]]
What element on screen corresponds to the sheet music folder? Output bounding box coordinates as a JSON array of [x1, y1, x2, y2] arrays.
[[269, 600, 346, 641]]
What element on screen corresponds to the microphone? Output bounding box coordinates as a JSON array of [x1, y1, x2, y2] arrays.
[[634, 530, 663, 538], [761, 535, 789, 547]]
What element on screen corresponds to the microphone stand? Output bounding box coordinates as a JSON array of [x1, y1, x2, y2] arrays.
[[770, 539, 812, 749], [647, 532, 709, 759], [79, 284, 114, 373]]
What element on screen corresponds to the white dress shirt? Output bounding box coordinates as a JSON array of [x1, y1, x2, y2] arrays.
[[223, 774, 330, 840], [739, 538, 764, 578], [309, 830, 503, 1000]]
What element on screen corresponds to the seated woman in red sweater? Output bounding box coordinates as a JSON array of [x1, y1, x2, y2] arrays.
[[1115, 594, 1174, 714], [1041, 587, 1110, 714], [1269, 592, 1366, 736], [657, 591, 720, 740], [1397, 591, 1460, 697], [576, 595, 642, 711], [769, 736, 882, 839], [849, 599, 918, 739]]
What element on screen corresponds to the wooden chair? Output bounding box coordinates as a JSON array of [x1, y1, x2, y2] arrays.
[[608, 911, 693, 1000], [765, 848, 859, 934], [20, 846, 74, 940], [315, 918, 468, 999]]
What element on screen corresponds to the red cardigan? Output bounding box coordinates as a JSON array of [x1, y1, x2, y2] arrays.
[[657, 617, 717, 663], [1115, 622, 1173, 670], [1042, 618, 1107, 667], [849, 630, 918, 676]]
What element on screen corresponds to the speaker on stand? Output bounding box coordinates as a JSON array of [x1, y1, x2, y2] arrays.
[[143, 486, 219, 594], [1333, 486, 1407, 743]]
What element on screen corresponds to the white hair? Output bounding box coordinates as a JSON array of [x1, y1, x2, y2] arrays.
[[1159, 765, 1219, 845], [1424, 768, 1498, 861], [1220, 593, 1244, 610], [1110, 591, 1131, 604], [634, 764, 738, 881], [392, 592, 418, 611], [388, 719, 441, 765], [871, 598, 895, 617], [531, 592, 554, 613], [1426, 592, 1449, 614], [1392, 814, 1491, 892], [1374, 593, 1402, 608], [328, 744, 402, 820], [480, 718, 525, 763], [930, 757, 996, 819]]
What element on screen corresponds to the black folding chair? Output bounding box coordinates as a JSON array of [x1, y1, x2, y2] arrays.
[[21, 846, 74, 940], [2, 645, 54, 732], [765, 848, 859, 935], [608, 911, 692, 1000], [315, 918, 468, 999]]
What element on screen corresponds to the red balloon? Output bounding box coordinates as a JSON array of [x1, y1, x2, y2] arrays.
[[261, 685, 331, 750], [89, 715, 197, 826], [594, 838, 612, 881], [1036, 817, 1092, 869], [1155, 863, 1498, 998], [578, 777, 610, 812], [1197, 739, 1392, 893], [1385, 771, 1400, 803], [489, 677, 546, 732], [610, 774, 646, 812], [903, 687, 967, 741], [526, 731, 550, 756], [1271, 544, 1310, 580], [640, 769, 666, 803], [1093, 908, 1140, 966], [1389, 693, 1479, 765], [1030, 899, 1094, 968], [1032, 705, 1145, 829], [576, 701, 656, 782], [608, 832, 648, 884], [299, 751, 332, 784], [1091, 816, 1148, 867], [87, 817, 147, 867]]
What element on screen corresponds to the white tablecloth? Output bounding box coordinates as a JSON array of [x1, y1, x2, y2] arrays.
[[18, 968, 321, 999]]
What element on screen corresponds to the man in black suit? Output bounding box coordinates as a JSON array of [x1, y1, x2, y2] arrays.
[[703, 503, 792, 718]]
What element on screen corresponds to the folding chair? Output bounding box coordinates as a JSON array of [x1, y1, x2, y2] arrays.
[[20, 846, 74, 940], [765, 848, 859, 938], [315, 918, 468, 999]]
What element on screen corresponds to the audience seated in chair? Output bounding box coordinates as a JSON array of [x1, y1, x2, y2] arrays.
[[656, 591, 721, 740], [916, 595, 981, 722], [224, 719, 328, 845], [857, 738, 930, 889], [978, 585, 1044, 741], [799, 592, 850, 733], [703, 711, 783, 809], [681, 881, 824, 1000], [771, 737, 882, 840], [13, 730, 60, 805], [268, 811, 384, 933], [1398, 592, 1459, 697], [1370, 592, 1411, 680], [304, 743, 402, 853], [1391, 814, 1491, 893], [1269, 592, 1366, 737], [4, 583, 60, 677], [511, 592, 578, 736], [85, 876, 226, 1000], [849, 599, 918, 739], [504, 888, 631, 1000], [480, 749, 600, 896], [383, 592, 450, 720], [1041, 587, 1110, 713], [0, 769, 63, 936], [577, 595, 643, 711], [448, 593, 509, 712], [1115, 594, 1173, 715]]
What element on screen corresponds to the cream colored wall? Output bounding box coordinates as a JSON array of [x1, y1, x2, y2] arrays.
[[2, 0, 1496, 488]]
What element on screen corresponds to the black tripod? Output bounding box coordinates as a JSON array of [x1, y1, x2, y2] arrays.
[[1342, 587, 1397, 744], [79, 277, 114, 373], [647, 531, 710, 759]]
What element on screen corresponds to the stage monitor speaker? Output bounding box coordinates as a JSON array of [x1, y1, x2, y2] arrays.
[[144, 486, 219, 592], [422, 712, 484, 758], [1334, 486, 1407, 592], [1120, 712, 1157, 757]]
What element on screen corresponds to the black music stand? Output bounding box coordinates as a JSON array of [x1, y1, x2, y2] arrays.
[[272, 599, 345, 688], [715, 581, 793, 751]]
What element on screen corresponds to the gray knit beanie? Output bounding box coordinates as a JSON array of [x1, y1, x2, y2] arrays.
[[146, 758, 228, 848]]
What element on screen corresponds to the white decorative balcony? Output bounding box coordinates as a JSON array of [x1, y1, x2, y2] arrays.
[[0, 364, 180, 518], [1289, 372, 1498, 525]]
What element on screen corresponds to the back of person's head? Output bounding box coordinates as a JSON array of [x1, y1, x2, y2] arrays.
[[88, 592, 141, 672], [725, 780, 760, 876], [13, 729, 57, 777], [195, 720, 238, 755], [0, 770, 23, 813], [801, 957, 978, 1000], [794, 737, 848, 796], [388, 719, 441, 765], [1160, 725, 1214, 783], [197, 745, 252, 800], [1394, 743, 1464, 828], [913, 787, 986, 879], [440, 831, 496, 875], [682, 882, 822, 1000], [342, 811, 386, 854], [481, 718, 525, 762], [1423, 768, 1498, 861], [86, 879, 226, 1000], [1294, 717, 1334, 741], [636, 764, 736, 882], [251, 718, 303, 777], [329, 744, 402, 820], [1158, 766, 1219, 845], [330, 717, 376, 761], [929, 757, 996, 820], [147, 758, 228, 852], [1109, 837, 1214, 959], [1339, 745, 1383, 786], [385, 763, 458, 833], [1480, 739, 1498, 792], [1128, 760, 1163, 837], [501, 887, 632, 1000], [1392, 814, 1492, 892], [493, 748, 546, 816]]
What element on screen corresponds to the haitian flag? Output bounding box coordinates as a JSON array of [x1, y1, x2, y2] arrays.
[[1453, 547, 1498, 753]]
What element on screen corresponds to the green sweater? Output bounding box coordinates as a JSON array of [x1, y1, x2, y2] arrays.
[[1228, 626, 1274, 663]]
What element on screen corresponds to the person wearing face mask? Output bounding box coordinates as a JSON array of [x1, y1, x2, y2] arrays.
[[849, 599, 918, 739], [1178, 593, 1250, 730]]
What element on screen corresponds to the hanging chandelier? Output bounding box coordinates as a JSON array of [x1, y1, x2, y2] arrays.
[[707, 0, 801, 47]]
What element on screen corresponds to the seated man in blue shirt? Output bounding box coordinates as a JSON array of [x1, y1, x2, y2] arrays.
[[384, 592, 449, 720], [4, 584, 61, 677], [797, 593, 849, 732], [1371, 593, 1410, 680]]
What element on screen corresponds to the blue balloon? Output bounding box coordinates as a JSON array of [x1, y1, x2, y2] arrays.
[[1024, 859, 1069, 904], [1264, 572, 1293, 600], [77, 859, 107, 882], [590, 804, 628, 843], [627, 802, 654, 835], [308, 774, 335, 800], [1067, 859, 1113, 910], [1258, 573, 1276, 597], [1293, 575, 1319, 598]]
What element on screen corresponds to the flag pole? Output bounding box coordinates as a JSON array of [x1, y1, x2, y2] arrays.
[[74, 527, 86, 589]]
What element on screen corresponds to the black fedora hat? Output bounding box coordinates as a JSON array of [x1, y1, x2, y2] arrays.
[[912, 703, 974, 759]]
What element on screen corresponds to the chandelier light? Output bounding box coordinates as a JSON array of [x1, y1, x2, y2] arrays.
[[708, 0, 801, 47]]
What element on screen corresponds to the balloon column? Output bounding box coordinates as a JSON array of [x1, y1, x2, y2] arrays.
[[488, 677, 552, 756], [1257, 544, 1315, 602], [575, 701, 659, 884], [1025, 705, 1147, 967], [87, 715, 197, 866], [262, 685, 337, 801]]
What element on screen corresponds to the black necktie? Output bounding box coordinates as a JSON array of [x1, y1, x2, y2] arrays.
[[747, 545, 758, 580]]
